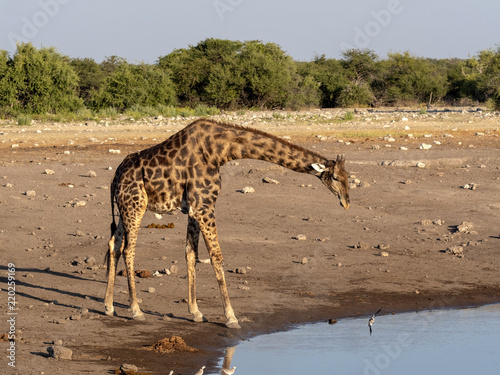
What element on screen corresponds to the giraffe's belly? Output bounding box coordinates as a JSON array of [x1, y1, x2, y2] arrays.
[[147, 199, 190, 215]]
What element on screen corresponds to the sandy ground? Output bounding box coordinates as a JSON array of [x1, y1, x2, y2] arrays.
[[1, 108, 499, 374]]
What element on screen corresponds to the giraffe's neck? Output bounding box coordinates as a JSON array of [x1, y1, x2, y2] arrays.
[[206, 123, 327, 174]]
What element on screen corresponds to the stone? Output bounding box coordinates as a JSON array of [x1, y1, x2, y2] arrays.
[[43, 169, 55, 175], [47, 345, 73, 360], [356, 242, 370, 250], [136, 270, 152, 278], [446, 246, 464, 258], [301, 257, 308, 264], [84, 256, 96, 266], [87, 170, 97, 178], [235, 267, 247, 274], [457, 221, 474, 233], [148, 287, 156, 293], [24, 190, 36, 197], [262, 177, 279, 184], [416, 162, 426, 168], [108, 149, 121, 154], [379, 251, 389, 257], [461, 183, 478, 190], [376, 244, 390, 250], [240, 186, 255, 194], [419, 143, 432, 150], [170, 265, 179, 274], [295, 234, 307, 241], [120, 363, 138, 373]]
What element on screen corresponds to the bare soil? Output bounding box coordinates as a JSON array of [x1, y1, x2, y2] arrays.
[[1, 109, 499, 374]]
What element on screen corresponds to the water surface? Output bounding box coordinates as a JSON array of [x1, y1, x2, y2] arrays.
[[214, 304, 500, 375]]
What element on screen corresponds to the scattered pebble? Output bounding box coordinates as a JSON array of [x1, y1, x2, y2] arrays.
[[148, 287, 156, 293], [108, 149, 121, 154], [24, 190, 36, 197], [47, 345, 73, 360], [419, 143, 432, 150], [240, 186, 255, 194], [462, 183, 478, 190], [301, 257, 308, 265], [379, 251, 389, 257], [457, 221, 475, 234], [294, 234, 307, 241], [86, 170, 97, 178], [262, 177, 279, 184], [416, 162, 426, 168], [43, 169, 55, 175], [446, 246, 464, 258]]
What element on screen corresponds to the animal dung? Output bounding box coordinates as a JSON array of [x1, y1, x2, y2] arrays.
[[147, 336, 199, 354], [147, 223, 174, 229]]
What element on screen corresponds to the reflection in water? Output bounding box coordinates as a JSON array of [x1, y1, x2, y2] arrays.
[[220, 346, 237, 374], [211, 304, 500, 375]]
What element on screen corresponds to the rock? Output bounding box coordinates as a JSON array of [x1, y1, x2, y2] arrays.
[[24, 190, 36, 197], [148, 287, 156, 293], [170, 265, 179, 274], [86, 170, 97, 178], [457, 221, 474, 233], [262, 177, 279, 184], [108, 149, 121, 154], [461, 183, 478, 190], [84, 256, 96, 266], [47, 345, 73, 360], [43, 169, 55, 175], [399, 146, 408, 151], [328, 318, 337, 325], [376, 244, 390, 250], [136, 270, 151, 278], [240, 186, 255, 194], [295, 234, 307, 241], [356, 242, 370, 250], [419, 143, 432, 150], [76, 230, 85, 237], [235, 267, 247, 274], [379, 251, 389, 257], [301, 257, 308, 265], [446, 246, 464, 258], [120, 363, 138, 373], [416, 162, 426, 168]]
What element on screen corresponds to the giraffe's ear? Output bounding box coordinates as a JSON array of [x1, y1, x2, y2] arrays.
[[311, 163, 326, 173]]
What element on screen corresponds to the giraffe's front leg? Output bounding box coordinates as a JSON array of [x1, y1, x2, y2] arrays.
[[196, 211, 240, 329], [186, 217, 207, 323]]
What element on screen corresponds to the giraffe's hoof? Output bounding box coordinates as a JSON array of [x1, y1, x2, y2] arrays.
[[225, 320, 241, 329], [192, 312, 208, 323], [104, 307, 115, 317], [133, 312, 146, 321]]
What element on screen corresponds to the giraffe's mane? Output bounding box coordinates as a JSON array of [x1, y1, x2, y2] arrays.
[[191, 118, 328, 161]]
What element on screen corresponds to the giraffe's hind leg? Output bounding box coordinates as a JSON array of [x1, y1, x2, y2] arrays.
[[121, 208, 146, 320], [104, 220, 125, 316], [185, 216, 207, 323]]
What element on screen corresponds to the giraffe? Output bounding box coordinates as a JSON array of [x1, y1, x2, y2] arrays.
[[104, 118, 350, 329]]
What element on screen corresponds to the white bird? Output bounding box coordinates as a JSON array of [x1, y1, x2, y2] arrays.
[[194, 366, 206, 375], [222, 366, 237, 375], [368, 309, 382, 335]]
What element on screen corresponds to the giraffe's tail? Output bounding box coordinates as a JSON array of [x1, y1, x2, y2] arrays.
[[105, 173, 119, 271]]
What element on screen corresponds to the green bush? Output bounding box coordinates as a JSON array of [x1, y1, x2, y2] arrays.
[[16, 114, 32, 126]]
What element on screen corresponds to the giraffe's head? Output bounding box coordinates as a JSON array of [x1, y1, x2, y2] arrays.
[[311, 155, 350, 210]]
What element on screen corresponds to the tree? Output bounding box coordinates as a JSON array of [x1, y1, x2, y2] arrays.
[[0, 50, 15, 109], [92, 61, 176, 110], [8, 43, 82, 113], [382, 51, 448, 104], [70, 57, 105, 105]]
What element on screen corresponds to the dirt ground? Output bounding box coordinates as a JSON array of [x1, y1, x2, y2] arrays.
[[1, 108, 499, 374]]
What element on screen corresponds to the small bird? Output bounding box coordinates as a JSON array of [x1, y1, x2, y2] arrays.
[[222, 366, 237, 375], [368, 309, 382, 335], [194, 366, 206, 375]]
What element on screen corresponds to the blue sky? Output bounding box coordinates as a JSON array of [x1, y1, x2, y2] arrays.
[[1, 0, 499, 63]]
